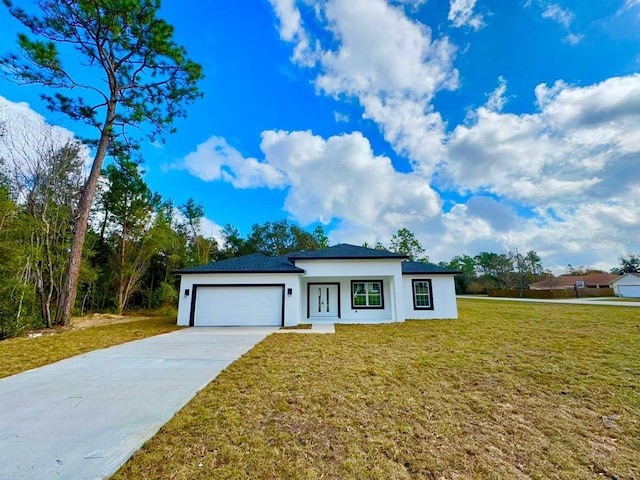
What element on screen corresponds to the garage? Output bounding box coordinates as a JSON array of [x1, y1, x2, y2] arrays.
[[610, 273, 640, 298], [191, 284, 284, 326], [618, 285, 640, 298]]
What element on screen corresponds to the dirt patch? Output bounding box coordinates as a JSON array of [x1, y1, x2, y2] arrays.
[[23, 313, 154, 339], [70, 313, 154, 330]]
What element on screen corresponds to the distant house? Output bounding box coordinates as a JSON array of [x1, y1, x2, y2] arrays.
[[610, 273, 640, 298], [529, 274, 620, 290], [174, 244, 461, 327]]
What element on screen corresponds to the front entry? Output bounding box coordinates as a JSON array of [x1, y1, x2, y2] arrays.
[[309, 284, 339, 318]]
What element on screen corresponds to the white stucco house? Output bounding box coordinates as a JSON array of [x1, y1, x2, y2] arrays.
[[175, 244, 461, 327], [610, 273, 640, 298]]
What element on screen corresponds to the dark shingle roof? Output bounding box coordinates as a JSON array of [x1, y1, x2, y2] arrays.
[[401, 261, 461, 275], [174, 253, 305, 274], [288, 243, 408, 260]]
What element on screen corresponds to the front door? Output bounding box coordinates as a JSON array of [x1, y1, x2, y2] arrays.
[[310, 284, 339, 317]]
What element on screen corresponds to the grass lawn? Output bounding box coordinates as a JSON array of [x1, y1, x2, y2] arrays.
[[113, 299, 640, 480], [0, 316, 182, 379]]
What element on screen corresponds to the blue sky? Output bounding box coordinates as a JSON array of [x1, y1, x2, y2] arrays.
[[1, 0, 639, 272]]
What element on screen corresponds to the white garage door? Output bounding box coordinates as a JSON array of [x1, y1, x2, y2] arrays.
[[193, 285, 283, 326], [618, 285, 640, 298]]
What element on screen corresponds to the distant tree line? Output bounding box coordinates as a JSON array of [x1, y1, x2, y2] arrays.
[[437, 250, 544, 295]]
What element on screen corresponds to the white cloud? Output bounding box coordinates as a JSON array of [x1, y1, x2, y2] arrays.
[[172, 136, 286, 189], [267, 0, 318, 65], [270, 0, 458, 175], [391, 0, 428, 7], [448, 0, 485, 30], [199, 216, 225, 244], [260, 129, 442, 231], [0, 95, 91, 189], [541, 3, 573, 28], [530, 1, 583, 44], [445, 74, 640, 205], [205, 1, 640, 270], [484, 76, 508, 112], [333, 111, 349, 123]]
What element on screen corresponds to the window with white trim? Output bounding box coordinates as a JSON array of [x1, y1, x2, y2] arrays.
[[412, 279, 434, 310], [351, 280, 383, 309]]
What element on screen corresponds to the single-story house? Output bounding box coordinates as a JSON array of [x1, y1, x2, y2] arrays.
[[610, 273, 640, 298], [175, 244, 461, 327], [529, 273, 620, 290]]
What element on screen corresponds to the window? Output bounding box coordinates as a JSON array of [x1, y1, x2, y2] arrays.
[[351, 280, 384, 309], [412, 279, 434, 310]]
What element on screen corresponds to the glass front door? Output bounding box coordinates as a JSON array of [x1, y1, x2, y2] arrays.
[[311, 284, 338, 317]]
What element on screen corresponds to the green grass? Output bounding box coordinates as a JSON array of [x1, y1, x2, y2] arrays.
[[599, 298, 640, 302], [0, 316, 182, 379], [112, 299, 640, 479]]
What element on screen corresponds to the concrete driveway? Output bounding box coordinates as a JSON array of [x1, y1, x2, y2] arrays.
[[0, 326, 277, 480]]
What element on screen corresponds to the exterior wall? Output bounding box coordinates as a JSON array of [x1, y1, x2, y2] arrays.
[[301, 276, 396, 323], [402, 275, 458, 319], [295, 259, 405, 323], [177, 273, 301, 326], [611, 274, 640, 297]]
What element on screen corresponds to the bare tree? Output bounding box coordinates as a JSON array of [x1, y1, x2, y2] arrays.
[[0, 120, 83, 327]]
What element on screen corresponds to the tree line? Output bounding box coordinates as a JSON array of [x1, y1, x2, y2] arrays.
[[0, 131, 636, 338], [0, 137, 333, 337]]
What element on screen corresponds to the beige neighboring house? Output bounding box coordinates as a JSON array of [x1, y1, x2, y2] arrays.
[[609, 273, 640, 298], [529, 274, 620, 290]]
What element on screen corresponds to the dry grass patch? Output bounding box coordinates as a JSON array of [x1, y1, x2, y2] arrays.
[[0, 315, 182, 379], [113, 300, 640, 480]]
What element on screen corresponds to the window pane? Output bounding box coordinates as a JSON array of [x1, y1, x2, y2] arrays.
[[415, 295, 430, 307], [413, 280, 432, 308], [354, 295, 367, 306], [368, 294, 381, 306]]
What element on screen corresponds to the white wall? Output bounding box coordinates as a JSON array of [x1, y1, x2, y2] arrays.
[[301, 276, 395, 322], [295, 259, 405, 322], [176, 273, 301, 326], [611, 274, 640, 297], [402, 275, 458, 319]]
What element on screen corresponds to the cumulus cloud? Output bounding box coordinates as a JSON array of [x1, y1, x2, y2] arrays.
[[444, 75, 640, 207], [176, 1, 640, 270], [270, 0, 458, 175], [260, 129, 442, 231], [448, 0, 485, 30], [267, 0, 318, 65], [172, 136, 286, 189]]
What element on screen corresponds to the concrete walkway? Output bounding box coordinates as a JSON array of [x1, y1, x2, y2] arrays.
[[0, 327, 277, 480], [458, 295, 640, 307]]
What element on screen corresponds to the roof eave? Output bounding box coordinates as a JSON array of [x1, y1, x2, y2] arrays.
[[173, 269, 305, 275], [289, 255, 408, 261], [402, 270, 462, 275]]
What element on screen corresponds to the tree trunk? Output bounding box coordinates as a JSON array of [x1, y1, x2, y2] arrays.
[[56, 105, 115, 325]]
